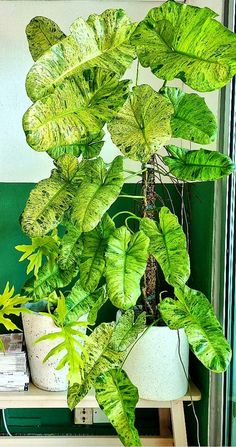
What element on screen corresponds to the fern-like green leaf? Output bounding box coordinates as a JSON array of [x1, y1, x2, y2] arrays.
[[0, 283, 30, 333]]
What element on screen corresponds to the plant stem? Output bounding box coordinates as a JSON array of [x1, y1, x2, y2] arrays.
[[119, 194, 145, 199], [111, 210, 140, 221]]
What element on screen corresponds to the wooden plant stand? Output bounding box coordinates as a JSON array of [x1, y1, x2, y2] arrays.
[[0, 382, 201, 446]]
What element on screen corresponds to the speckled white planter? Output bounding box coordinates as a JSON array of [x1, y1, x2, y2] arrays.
[[22, 312, 86, 392], [123, 326, 189, 401]]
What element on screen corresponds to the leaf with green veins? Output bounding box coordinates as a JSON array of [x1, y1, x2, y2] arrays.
[[110, 310, 146, 352], [108, 84, 173, 163], [163, 145, 235, 182], [67, 322, 125, 409], [23, 69, 130, 153], [131, 1, 236, 92], [158, 285, 232, 373], [0, 283, 30, 333], [80, 214, 115, 292], [71, 156, 124, 233], [58, 223, 82, 271], [65, 282, 107, 325], [26, 16, 66, 61], [140, 207, 190, 287], [48, 130, 105, 161], [26, 9, 135, 102], [161, 87, 217, 144], [105, 227, 149, 310], [95, 368, 141, 447], [55, 154, 80, 182]]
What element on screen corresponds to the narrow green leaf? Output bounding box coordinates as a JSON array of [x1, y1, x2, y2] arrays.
[[0, 283, 30, 332], [26, 16, 66, 61]]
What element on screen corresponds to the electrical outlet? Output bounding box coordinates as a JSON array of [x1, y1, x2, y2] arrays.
[[74, 408, 93, 425], [93, 408, 109, 423]]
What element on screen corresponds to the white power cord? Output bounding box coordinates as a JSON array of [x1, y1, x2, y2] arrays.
[[2, 409, 12, 436]]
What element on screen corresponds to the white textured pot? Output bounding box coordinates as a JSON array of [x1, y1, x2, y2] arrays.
[[22, 312, 86, 392], [123, 326, 189, 401]]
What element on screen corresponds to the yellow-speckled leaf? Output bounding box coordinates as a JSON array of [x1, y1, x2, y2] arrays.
[[26, 16, 66, 61]]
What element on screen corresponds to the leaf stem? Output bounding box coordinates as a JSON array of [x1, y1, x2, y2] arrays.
[[111, 211, 141, 221], [119, 194, 145, 199]]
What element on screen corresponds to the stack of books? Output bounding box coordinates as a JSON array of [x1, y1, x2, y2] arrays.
[[0, 333, 29, 391]]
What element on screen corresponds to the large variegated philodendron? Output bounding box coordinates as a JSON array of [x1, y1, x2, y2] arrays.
[[12, 1, 236, 445]]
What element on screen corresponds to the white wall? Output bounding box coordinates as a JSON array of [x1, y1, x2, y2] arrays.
[[0, 0, 223, 183]]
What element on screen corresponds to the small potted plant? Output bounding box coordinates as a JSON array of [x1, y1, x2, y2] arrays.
[[11, 1, 236, 445]]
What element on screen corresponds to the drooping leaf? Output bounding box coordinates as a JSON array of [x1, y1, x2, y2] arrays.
[[67, 323, 124, 409], [65, 282, 107, 325], [72, 156, 124, 233], [23, 69, 130, 153], [108, 84, 173, 162], [158, 285, 232, 373], [95, 369, 141, 447], [26, 9, 135, 102], [21, 155, 80, 237], [26, 16, 66, 61], [140, 207, 190, 287], [58, 223, 82, 271], [80, 214, 115, 292], [131, 0, 236, 92], [161, 87, 217, 144], [0, 283, 30, 332], [110, 310, 146, 352], [105, 227, 149, 310], [163, 145, 235, 182]]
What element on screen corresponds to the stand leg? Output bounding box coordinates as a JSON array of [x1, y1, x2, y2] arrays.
[[170, 401, 188, 447], [159, 408, 171, 437]]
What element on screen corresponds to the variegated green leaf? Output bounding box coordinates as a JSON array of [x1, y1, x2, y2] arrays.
[[95, 369, 141, 447], [163, 145, 235, 181], [48, 131, 105, 161], [110, 310, 146, 352], [58, 223, 82, 271], [161, 87, 217, 144], [67, 323, 124, 409], [108, 84, 173, 162], [26, 9, 135, 102], [26, 16, 66, 61], [80, 214, 115, 292], [72, 156, 124, 233], [105, 227, 149, 310], [158, 286, 232, 372], [65, 282, 107, 325], [140, 207, 190, 287], [23, 69, 130, 153], [131, 0, 236, 92]]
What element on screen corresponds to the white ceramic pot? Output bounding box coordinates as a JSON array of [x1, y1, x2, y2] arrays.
[[123, 326, 189, 401], [22, 312, 86, 392]]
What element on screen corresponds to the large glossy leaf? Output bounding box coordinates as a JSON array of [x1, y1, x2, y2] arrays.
[[110, 310, 146, 352], [131, 0, 236, 92], [67, 323, 124, 409], [140, 207, 190, 287], [108, 84, 173, 162], [48, 131, 105, 161], [26, 9, 135, 102], [65, 282, 107, 325], [21, 155, 79, 237], [58, 223, 82, 271], [26, 16, 66, 61], [0, 283, 30, 333], [23, 69, 130, 153], [158, 286, 232, 372], [71, 156, 124, 233], [161, 87, 217, 144], [95, 369, 141, 447], [80, 214, 115, 292], [105, 227, 149, 310], [163, 145, 235, 181]]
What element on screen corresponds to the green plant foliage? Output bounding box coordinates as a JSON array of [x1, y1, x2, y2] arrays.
[[161, 87, 217, 144], [26, 16, 66, 61], [105, 227, 149, 310], [163, 145, 236, 181], [108, 84, 173, 162], [21, 155, 80, 237], [80, 214, 115, 292], [65, 282, 107, 325], [140, 207, 190, 287], [23, 69, 130, 153], [26, 9, 135, 102], [95, 368, 141, 447], [72, 156, 124, 233], [158, 285, 232, 372], [58, 223, 82, 271], [110, 310, 146, 352], [16, 234, 59, 277], [131, 0, 236, 92], [0, 283, 30, 335], [48, 131, 105, 161], [67, 323, 124, 409]]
